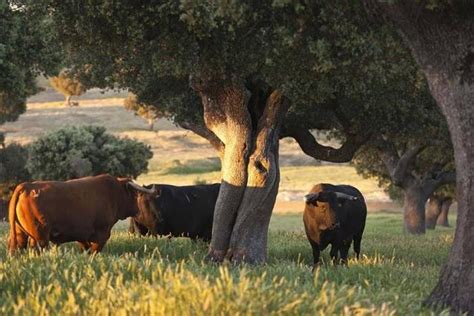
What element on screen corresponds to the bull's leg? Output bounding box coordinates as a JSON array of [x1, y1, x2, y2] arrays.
[[353, 234, 362, 260], [308, 239, 321, 271], [11, 226, 28, 251], [339, 240, 352, 266], [89, 230, 111, 253], [77, 241, 91, 252], [128, 218, 136, 234], [28, 238, 40, 253], [330, 244, 339, 265]]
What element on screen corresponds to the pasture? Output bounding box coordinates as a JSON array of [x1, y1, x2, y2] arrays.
[[0, 213, 454, 315], [0, 90, 456, 314]]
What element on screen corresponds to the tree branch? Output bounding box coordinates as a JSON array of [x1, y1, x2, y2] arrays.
[[179, 121, 225, 156], [376, 138, 425, 186], [284, 127, 368, 163]]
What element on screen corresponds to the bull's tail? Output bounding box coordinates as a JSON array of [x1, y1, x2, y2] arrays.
[[7, 185, 23, 254]]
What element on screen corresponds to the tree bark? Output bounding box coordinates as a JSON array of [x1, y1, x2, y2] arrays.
[[362, 1, 474, 313], [403, 184, 427, 234], [436, 198, 452, 227], [425, 195, 442, 230], [147, 118, 154, 131], [228, 90, 288, 263], [65, 95, 72, 107], [190, 77, 289, 264], [423, 73, 474, 313], [193, 80, 252, 262]]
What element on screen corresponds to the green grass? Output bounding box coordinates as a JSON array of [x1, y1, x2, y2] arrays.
[[0, 213, 455, 315]]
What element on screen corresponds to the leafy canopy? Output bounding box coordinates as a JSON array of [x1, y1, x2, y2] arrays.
[[0, 1, 61, 124], [43, 1, 440, 157]]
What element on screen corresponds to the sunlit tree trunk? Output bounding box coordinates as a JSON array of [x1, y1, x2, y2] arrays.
[[191, 77, 288, 263], [228, 91, 287, 263]]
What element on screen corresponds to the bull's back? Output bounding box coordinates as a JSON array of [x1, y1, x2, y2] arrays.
[[28, 176, 120, 235], [156, 184, 218, 236], [330, 184, 367, 235]]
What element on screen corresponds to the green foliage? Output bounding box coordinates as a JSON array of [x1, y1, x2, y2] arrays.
[[0, 213, 454, 314], [0, 1, 61, 124], [49, 70, 86, 102], [26, 125, 153, 180], [40, 0, 435, 144], [0, 142, 30, 199]]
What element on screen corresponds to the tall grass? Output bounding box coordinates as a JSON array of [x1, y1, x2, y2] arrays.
[[0, 213, 454, 315]]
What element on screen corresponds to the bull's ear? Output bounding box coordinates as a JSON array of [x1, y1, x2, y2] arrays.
[[334, 192, 358, 202], [152, 185, 161, 197], [304, 193, 319, 205]]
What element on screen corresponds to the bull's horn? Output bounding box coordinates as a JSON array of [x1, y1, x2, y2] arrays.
[[335, 192, 358, 201], [304, 193, 319, 203], [128, 181, 156, 194]]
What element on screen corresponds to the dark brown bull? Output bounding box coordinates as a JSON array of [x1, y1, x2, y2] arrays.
[[7, 174, 156, 254], [303, 183, 367, 269]]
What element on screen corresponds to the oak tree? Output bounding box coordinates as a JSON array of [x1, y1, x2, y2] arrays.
[[363, 0, 474, 313], [49, 70, 86, 106]]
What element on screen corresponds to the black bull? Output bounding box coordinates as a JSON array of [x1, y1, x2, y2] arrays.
[[303, 183, 367, 267], [129, 183, 220, 241]]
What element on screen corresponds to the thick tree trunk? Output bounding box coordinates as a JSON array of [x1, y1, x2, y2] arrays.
[[436, 198, 452, 227], [403, 185, 427, 234], [198, 81, 252, 262], [191, 77, 288, 263], [228, 91, 288, 263], [362, 2, 474, 313], [423, 72, 474, 314], [425, 196, 442, 230]]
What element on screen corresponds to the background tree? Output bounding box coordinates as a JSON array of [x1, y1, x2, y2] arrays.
[[0, 1, 60, 123], [27, 125, 153, 180], [353, 100, 455, 234], [0, 141, 30, 199], [426, 185, 456, 229], [43, 0, 439, 263], [124, 93, 161, 131], [0, 1, 60, 205], [363, 0, 474, 313], [49, 70, 86, 106]]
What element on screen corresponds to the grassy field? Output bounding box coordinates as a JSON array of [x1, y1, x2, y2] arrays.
[[0, 213, 454, 315], [0, 92, 456, 314]]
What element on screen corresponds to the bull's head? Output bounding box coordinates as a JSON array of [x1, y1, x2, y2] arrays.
[[117, 179, 160, 219], [134, 184, 162, 234], [304, 191, 357, 230]]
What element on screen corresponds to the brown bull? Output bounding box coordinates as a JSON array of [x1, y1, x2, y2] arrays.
[[7, 174, 156, 254]]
